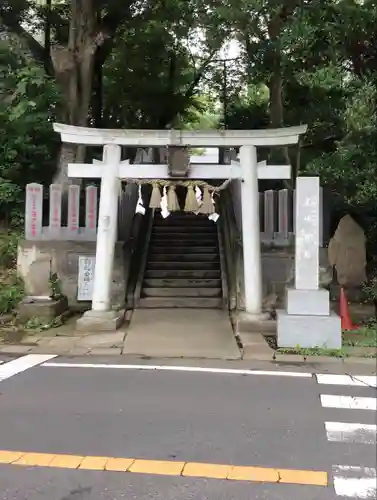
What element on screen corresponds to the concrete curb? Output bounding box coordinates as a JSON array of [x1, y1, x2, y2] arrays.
[[0, 343, 376, 365], [237, 331, 376, 365], [242, 351, 377, 365]]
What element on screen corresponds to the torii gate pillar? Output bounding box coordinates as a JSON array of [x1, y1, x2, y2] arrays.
[[240, 145, 263, 317]]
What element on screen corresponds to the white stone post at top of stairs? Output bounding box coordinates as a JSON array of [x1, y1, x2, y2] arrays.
[[239, 145, 263, 317], [76, 144, 123, 331]]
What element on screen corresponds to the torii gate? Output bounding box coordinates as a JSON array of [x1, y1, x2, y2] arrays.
[[53, 124, 307, 329]]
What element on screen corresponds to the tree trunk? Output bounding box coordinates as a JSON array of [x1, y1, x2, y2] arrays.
[[267, 18, 292, 180], [51, 0, 104, 188]]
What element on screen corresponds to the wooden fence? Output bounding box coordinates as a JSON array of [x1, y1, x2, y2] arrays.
[[24, 183, 323, 245]]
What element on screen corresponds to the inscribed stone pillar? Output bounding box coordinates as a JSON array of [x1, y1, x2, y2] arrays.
[[277, 177, 341, 348]]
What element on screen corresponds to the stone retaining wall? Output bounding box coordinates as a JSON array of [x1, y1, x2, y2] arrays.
[[17, 240, 128, 310]]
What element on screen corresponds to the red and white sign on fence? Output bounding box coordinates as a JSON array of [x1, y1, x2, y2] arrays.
[[25, 183, 43, 240], [24, 183, 98, 241]]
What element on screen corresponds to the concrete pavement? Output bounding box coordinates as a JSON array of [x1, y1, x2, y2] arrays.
[[0, 355, 375, 499], [123, 309, 241, 359]]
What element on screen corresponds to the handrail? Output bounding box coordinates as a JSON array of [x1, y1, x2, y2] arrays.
[[217, 217, 229, 310], [219, 187, 242, 311], [133, 208, 155, 307]]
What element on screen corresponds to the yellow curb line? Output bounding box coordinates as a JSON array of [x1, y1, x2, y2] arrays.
[[0, 450, 328, 486]]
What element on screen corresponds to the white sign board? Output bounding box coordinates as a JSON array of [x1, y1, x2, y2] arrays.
[[77, 256, 95, 301]]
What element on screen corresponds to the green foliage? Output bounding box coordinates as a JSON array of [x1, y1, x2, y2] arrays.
[[0, 231, 24, 314], [0, 38, 61, 223], [343, 324, 377, 349], [49, 272, 64, 300], [0, 231, 20, 267], [0, 270, 24, 314]]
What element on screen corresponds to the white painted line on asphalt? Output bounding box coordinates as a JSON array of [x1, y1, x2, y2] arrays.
[[325, 422, 377, 445], [0, 354, 57, 382], [317, 374, 377, 388], [42, 362, 312, 377], [333, 466, 377, 498], [321, 394, 377, 411]]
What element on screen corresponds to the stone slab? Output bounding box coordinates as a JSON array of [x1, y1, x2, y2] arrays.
[[17, 297, 68, 323], [0, 345, 33, 354], [123, 309, 241, 359], [276, 309, 341, 349], [89, 347, 122, 355], [235, 313, 276, 334], [75, 310, 124, 332], [286, 288, 330, 316], [240, 332, 275, 361], [76, 331, 125, 348]]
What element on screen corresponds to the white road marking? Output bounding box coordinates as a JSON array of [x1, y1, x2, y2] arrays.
[[325, 422, 377, 445], [320, 394, 377, 411], [333, 466, 377, 498], [0, 354, 57, 382], [42, 362, 312, 377], [317, 374, 377, 388]]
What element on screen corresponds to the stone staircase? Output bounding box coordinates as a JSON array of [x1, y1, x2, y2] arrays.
[[138, 212, 223, 308]]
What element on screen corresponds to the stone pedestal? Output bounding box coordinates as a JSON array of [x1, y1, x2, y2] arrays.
[[76, 309, 124, 332], [286, 288, 330, 316], [277, 310, 341, 349], [18, 296, 68, 323]]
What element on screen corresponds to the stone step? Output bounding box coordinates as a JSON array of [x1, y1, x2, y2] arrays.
[[138, 297, 223, 308], [150, 246, 218, 254], [148, 253, 219, 262], [143, 287, 222, 297], [143, 278, 222, 288], [153, 221, 215, 227], [144, 270, 221, 279], [155, 213, 209, 220], [147, 261, 220, 270], [153, 226, 216, 233], [151, 237, 218, 245]]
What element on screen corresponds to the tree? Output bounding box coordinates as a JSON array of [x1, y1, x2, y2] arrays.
[[1, 0, 225, 184], [0, 35, 60, 223]]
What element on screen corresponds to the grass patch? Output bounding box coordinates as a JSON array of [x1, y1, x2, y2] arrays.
[[276, 346, 350, 358], [343, 323, 376, 348], [266, 321, 376, 358]]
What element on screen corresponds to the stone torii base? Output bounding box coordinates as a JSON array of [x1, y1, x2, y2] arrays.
[[76, 309, 124, 332]]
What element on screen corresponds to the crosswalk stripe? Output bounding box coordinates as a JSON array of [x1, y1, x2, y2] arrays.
[[320, 394, 377, 411], [317, 374, 377, 388], [333, 466, 377, 498], [41, 363, 313, 377], [325, 422, 377, 445], [0, 354, 57, 382]]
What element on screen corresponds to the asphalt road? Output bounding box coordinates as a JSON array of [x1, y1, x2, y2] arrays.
[[0, 355, 376, 499]]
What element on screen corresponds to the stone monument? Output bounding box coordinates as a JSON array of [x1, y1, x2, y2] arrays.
[[277, 177, 341, 349], [18, 256, 68, 323], [328, 215, 367, 287]]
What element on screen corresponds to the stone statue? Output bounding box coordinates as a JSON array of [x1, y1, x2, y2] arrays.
[[328, 215, 367, 286]]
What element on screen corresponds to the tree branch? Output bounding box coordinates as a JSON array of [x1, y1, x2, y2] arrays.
[[184, 49, 217, 99], [0, 11, 54, 75]]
